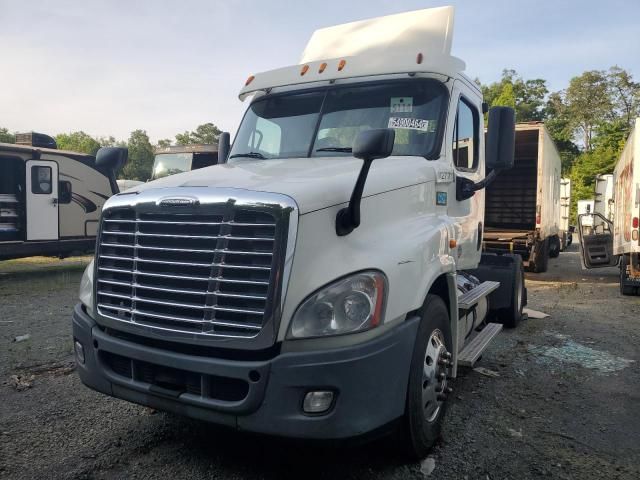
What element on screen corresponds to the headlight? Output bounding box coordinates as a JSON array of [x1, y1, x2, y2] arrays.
[[79, 259, 94, 312], [288, 271, 386, 339]]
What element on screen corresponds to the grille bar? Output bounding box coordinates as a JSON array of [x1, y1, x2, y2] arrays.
[[96, 199, 282, 340]]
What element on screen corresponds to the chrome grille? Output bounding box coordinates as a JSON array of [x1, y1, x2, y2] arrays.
[[95, 195, 289, 340]]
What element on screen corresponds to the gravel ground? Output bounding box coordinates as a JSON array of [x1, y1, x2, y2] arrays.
[[1, 246, 639, 479]]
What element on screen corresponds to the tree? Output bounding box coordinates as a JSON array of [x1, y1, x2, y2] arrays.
[[607, 66, 640, 129], [175, 123, 221, 145], [157, 138, 172, 149], [120, 130, 155, 181], [564, 70, 613, 151], [545, 91, 579, 173], [0, 127, 15, 144], [480, 69, 548, 122], [97, 136, 126, 148], [55, 131, 101, 155]]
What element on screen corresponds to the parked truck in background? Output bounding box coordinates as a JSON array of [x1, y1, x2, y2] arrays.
[[151, 144, 218, 180], [579, 118, 640, 295], [482, 122, 562, 272], [71, 7, 526, 458], [578, 199, 596, 234]]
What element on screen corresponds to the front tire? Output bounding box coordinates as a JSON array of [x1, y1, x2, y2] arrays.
[[401, 294, 452, 459]]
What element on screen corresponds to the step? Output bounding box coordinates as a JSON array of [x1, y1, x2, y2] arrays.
[[457, 281, 500, 309], [457, 322, 503, 367]]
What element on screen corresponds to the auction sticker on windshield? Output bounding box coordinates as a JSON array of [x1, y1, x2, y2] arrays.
[[390, 97, 413, 113], [388, 117, 434, 131]]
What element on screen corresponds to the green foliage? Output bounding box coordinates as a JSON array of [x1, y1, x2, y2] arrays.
[[175, 123, 221, 145], [157, 138, 172, 148], [0, 127, 15, 144], [120, 129, 155, 181], [481, 69, 548, 122], [55, 131, 101, 155]]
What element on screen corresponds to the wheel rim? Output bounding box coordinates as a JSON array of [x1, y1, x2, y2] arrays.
[[421, 329, 450, 423]]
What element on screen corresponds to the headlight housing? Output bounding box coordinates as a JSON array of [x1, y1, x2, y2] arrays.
[[288, 271, 386, 339], [79, 259, 94, 313]]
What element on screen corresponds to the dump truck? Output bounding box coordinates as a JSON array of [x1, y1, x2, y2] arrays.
[[483, 122, 562, 272], [71, 6, 526, 458], [579, 118, 640, 295]]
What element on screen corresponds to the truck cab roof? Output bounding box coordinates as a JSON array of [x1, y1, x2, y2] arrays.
[[239, 6, 466, 101]]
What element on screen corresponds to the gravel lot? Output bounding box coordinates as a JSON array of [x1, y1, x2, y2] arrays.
[[1, 246, 639, 479]]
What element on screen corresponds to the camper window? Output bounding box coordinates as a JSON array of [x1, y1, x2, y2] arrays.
[[31, 166, 52, 194], [59, 181, 72, 204]]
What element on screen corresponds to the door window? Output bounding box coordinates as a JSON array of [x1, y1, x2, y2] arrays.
[[31, 166, 52, 194], [452, 98, 479, 171]]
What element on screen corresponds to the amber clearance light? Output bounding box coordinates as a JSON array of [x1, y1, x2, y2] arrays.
[[245, 75, 255, 86], [338, 59, 347, 71]]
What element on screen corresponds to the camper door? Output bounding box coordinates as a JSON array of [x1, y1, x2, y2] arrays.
[[26, 160, 59, 240]]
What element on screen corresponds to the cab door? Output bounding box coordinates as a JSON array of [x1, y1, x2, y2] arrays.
[[446, 83, 485, 270], [26, 160, 59, 240], [578, 212, 618, 268]]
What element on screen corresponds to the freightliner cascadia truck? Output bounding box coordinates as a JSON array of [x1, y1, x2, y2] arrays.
[[72, 6, 526, 458], [579, 118, 640, 295]]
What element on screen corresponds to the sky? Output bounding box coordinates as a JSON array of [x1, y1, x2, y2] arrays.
[[1, 0, 639, 143]]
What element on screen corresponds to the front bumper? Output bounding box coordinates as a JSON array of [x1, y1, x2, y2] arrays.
[[72, 304, 419, 439]]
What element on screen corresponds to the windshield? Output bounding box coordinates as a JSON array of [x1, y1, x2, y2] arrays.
[[230, 79, 448, 160], [151, 153, 193, 180]]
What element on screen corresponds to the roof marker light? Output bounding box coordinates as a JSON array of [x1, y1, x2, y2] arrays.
[[245, 75, 255, 86], [319, 62, 327, 73], [300, 65, 309, 76], [338, 59, 346, 71], [417, 53, 423, 64]]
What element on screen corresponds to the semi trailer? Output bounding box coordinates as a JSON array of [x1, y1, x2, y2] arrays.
[[0, 134, 127, 260], [71, 6, 526, 458], [482, 122, 563, 272], [579, 118, 640, 295]]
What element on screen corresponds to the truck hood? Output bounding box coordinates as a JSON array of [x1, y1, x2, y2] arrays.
[[129, 157, 437, 214]]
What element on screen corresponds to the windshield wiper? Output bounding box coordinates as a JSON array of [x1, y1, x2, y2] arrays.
[[229, 152, 267, 159], [315, 147, 352, 153]]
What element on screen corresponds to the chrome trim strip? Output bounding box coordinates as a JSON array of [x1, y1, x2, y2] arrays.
[[104, 218, 276, 227]]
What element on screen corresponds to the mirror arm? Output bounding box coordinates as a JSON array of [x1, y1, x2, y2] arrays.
[[336, 160, 372, 236], [456, 169, 501, 201]]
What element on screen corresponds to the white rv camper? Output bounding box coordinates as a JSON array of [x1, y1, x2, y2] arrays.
[[0, 134, 127, 260], [483, 122, 563, 272], [579, 118, 640, 295]]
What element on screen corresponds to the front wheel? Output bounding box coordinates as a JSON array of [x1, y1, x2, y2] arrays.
[[401, 294, 452, 459]]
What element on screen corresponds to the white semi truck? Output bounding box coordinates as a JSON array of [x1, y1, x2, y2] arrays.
[[482, 122, 563, 272], [579, 118, 640, 295], [72, 7, 526, 458]]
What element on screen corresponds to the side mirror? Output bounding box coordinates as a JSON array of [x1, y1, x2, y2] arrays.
[[218, 132, 231, 164], [96, 147, 128, 174], [336, 128, 395, 236], [352, 128, 395, 162], [485, 106, 515, 170]]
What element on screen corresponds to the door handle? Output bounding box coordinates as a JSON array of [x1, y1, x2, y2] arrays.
[[52, 198, 58, 206]]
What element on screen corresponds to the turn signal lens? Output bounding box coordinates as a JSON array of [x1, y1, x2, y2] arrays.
[[245, 75, 255, 86], [338, 59, 346, 71]]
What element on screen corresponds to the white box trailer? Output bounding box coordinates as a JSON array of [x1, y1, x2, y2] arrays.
[[0, 135, 127, 260], [579, 118, 640, 295], [560, 178, 573, 247], [483, 122, 562, 272], [577, 199, 595, 231]]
